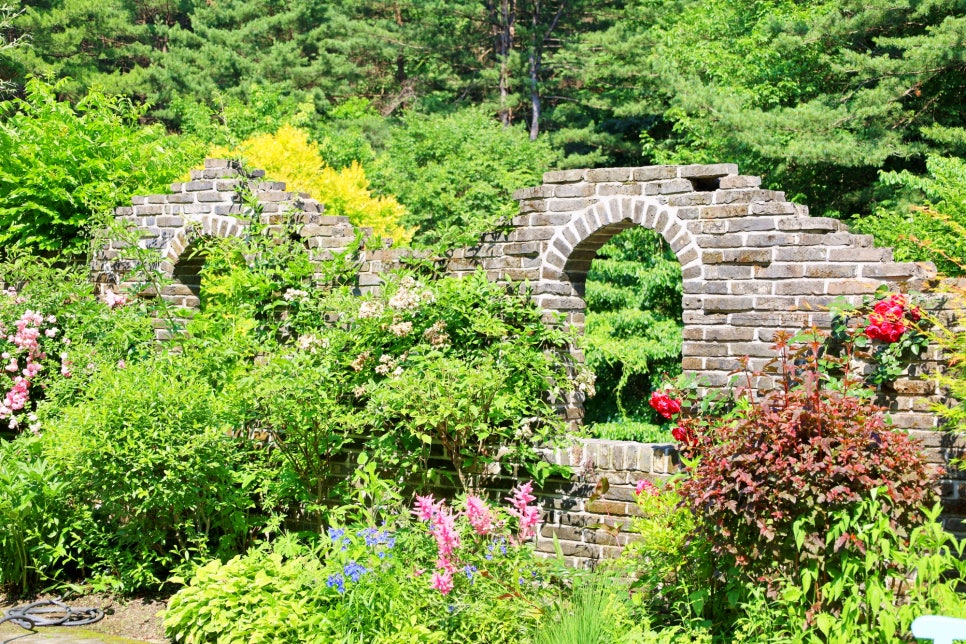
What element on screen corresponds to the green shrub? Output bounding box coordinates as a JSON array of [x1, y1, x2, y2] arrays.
[[0, 435, 80, 593], [582, 227, 683, 431], [372, 107, 557, 248], [734, 496, 966, 643], [40, 356, 267, 591], [0, 76, 205, 254], [850, 155, 966, 276]]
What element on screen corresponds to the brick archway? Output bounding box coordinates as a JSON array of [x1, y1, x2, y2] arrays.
[[508, 164, 936, 393]]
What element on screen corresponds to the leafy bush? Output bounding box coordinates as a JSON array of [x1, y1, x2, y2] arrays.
[[372, 107, 557, 248], [235, 270, 584, 513], [0, 435, 79, 593], [674, 331, 937, 575], [211, 124, 411, 243], [0, 77, 204, 254], [39, 356, 268, 591], [851, 155, 966, 276], [164, 488, 561, 643], [734, 497, 966, 643]]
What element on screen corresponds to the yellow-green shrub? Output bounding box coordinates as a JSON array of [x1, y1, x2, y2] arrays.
[[212, 125, 412, 244]]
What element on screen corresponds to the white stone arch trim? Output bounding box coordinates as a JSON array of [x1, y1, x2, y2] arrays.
[[158, 214, 250, 278]]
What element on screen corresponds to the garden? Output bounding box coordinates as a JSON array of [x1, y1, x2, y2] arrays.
[[2, 0, 966, 638], [3, 181, 966, 641]]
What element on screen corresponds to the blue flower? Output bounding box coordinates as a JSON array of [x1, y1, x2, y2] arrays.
[[463, 565, 477, 583], [328, 527, 350, 551], [326, 573, 345, 594], [344, 560, 368, 583]]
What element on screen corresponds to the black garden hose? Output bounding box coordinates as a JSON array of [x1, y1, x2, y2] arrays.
[[0, 598, 103, 630]]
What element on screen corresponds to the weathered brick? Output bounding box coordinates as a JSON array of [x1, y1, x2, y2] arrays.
[[587, 168, 634, 182], [699, 205, 750, 219], [543, 169, 585, 183], [775, 280, 827, 296], [678, 163, 739, 179], [513, 185, 555, 200], [644, 178, 694, 195], [549, 198, 597, 212], [703, 296, 755, 312], [596, 182, 642, 197], [719, 175, 761, 189], [804, 264, 858, 278], [554, 183, 595, 198]]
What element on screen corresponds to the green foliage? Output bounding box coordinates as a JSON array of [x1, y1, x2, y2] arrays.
[[582, 228, 683, 431], [40, 356, 267, 591], [0, 76, 204, 253], [852, 155, 966, 275], [0, 435, 78, 594], [372, 108, 557, 248], [164, 494, 561, 643], [734, 497, 966, 643], [533, 572, 649, 644]]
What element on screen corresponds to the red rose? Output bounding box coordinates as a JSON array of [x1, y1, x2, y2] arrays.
[[649, 391, 682, 419], [671, 426, 687, 442], [865, 311, 906, 343]]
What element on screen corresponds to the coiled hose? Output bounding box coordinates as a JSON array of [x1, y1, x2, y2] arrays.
[[0, 597, 103, 629]]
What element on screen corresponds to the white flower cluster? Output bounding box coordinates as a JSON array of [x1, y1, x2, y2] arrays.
[[283, 288, 309, 302], [388, 276, 435, 311], [422, 320, 450, 347], [375, 353, 404, 377], [359, 300, 384, 319], [297, 334, 329, 352], [575, 369, 597, 397], [389, 320, 413, 337]]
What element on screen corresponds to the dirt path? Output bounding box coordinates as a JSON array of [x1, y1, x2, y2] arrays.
[[0, 594, 167, 644]]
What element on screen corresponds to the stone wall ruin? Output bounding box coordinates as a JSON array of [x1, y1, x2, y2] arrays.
[[91, 158, 966, 564]]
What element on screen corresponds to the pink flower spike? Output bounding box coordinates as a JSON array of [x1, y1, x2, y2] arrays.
[[506, 481, 541, 540], [635, 479, 658, 496], [465, 495, 494, 535], [430, 569, 454, 595], [414, 494, 441, 522]]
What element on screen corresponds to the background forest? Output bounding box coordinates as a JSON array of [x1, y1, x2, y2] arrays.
[[0, 0, 964, 435]]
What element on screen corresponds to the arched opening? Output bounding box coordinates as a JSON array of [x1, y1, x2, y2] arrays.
[[158, 240, 209, 335], [577, 226, 683, 442]]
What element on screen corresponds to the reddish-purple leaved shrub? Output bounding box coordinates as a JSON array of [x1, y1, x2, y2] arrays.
[[674, 332, 939, 573]]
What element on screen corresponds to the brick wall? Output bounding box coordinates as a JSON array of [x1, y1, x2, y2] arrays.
[[91, 158, 966, 566]]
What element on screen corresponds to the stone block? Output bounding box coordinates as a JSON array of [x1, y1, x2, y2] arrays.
[[549, 198, 597, 212], [645, 178, 693, 195], [773, 247, 828, 262], [669, 192, 714, 206], [699, 205, 751, 219], [554, 183, 595, 198], [513, 185, 555, 200], [597, 182, 643, 197], [719, 175, 762, 189], [715, 189, 785, 205], [586, 168, 633, 183], [703, 296, 754, 312], [543, 169, 585, 184], [678, 163, 739, 179]]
